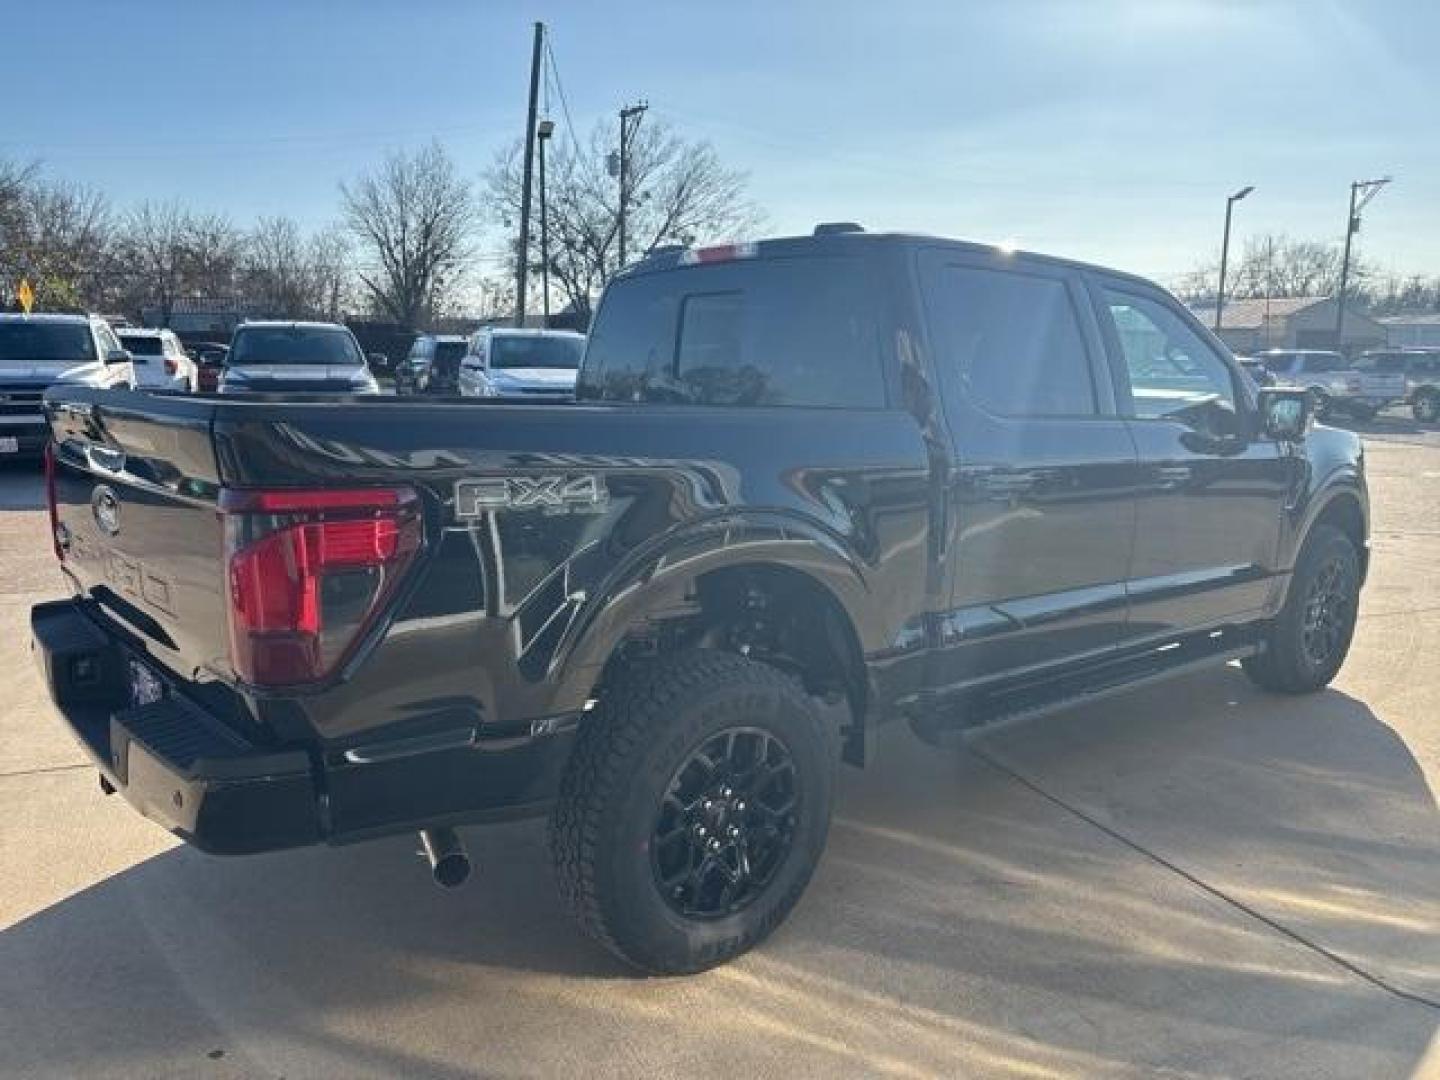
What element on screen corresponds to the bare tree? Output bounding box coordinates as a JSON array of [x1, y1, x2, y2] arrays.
[[243, 215, 310, 317], [1367, 273, 1440, 315], [1178, 233, 1377, 307], [118, 201, 191, 323], [184, 212, 244, 298], [241, 217, 354, 319], [340, 142, 477, 328], [0, 159, 41, 301], [486, 117, 761, 321], [307, 223, 354, 320], [6, 178, 113, 311]]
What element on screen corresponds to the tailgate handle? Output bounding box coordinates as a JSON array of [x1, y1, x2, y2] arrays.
[[86, 445, 127, 475]]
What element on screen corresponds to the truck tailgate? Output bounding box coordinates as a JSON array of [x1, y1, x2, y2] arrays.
[[46, 390, 232, 685]]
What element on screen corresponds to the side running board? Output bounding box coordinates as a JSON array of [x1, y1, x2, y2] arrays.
[[911, 626, 1259, 744]]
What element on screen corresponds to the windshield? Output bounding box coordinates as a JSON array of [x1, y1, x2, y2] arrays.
[[434, 341, 467, 365], [490, 335, 583, 370], [0, 322, 96, 364], [118, 334, 164, 356], [229, 326, 363, 366]]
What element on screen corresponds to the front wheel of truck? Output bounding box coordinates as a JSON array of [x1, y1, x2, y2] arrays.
[[1242, 524, 1360, 694], [549, 649, 835, 975]]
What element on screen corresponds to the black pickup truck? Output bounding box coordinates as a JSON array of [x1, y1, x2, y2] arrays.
[[32, 228, 1368, 974]]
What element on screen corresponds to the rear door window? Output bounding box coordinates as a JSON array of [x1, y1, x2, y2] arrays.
[[582, 254, 886, 407], [922, 261, 1097, 417]]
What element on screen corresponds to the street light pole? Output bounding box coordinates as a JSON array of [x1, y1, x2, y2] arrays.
[[1215, 185, 1254, 333], [1334, 176, 1391, 350], [616, 102, 647, 271], [537, 119, 554, 324], [515, 21, 544, 328]]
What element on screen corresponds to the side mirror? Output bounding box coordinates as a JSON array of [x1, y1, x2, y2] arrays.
[[367, 352, 388, 368], [1257, 388, 1311, 441], [105, 348, 133, 366]]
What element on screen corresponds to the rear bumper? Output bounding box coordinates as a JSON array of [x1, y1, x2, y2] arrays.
[[31, 599, 320, 854], [30, 598, 579, 855], [0, 420, 49, 457]]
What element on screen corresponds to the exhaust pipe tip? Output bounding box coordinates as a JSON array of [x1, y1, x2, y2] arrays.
[[419, 827, 471, 888]]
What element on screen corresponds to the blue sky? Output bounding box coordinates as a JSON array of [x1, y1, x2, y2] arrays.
[[7, 0, 1438, 284]]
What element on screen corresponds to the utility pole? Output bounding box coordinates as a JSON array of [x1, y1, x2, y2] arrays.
[[1334, 175, 1391, 350], [515, 21, 544, 328], [615, 101, 648, 271], [1215, 185, 1254, 332], [537, 118, 554, 323]]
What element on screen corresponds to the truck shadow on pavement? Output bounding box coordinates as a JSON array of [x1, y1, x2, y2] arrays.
[[1, 666, 1436, 1077]]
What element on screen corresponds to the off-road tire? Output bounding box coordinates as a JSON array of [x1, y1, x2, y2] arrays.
[[1413, 390, 1440, 424], [549, 649, 835, 975], [1242, 524, 1360, 693]]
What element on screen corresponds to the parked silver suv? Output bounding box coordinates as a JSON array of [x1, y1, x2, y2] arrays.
[[1358, 349, 1440, 423], [219, 321, 379, 395], [457, 328, 585, 400], [1253, 348, 1405, 419]]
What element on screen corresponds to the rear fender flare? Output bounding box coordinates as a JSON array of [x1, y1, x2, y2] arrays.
[[547, 512, 879, 714]]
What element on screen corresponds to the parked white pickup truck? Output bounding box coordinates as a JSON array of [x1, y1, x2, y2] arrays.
[[1253, 349, 1406, 420]]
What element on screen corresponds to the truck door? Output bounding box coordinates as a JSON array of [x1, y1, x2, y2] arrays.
[[918, 249, 1140, 694], [1088, 277, 1291, 639]]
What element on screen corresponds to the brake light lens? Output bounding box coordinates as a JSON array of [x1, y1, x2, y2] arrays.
[[43, 440, 63, 561], [220, 487, 422, 687], [164, 356, 178, 375], [680, 242, 758, 265]]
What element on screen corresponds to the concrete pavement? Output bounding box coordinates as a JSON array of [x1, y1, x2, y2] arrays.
[[1, 425, 1437, 1079]]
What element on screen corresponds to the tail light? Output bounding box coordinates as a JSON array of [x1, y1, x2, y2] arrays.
[[164, 357, 178, 375], [1346, 377, 1362, 394], [220, 487, 423, 687], [43, 440, 63, 561]]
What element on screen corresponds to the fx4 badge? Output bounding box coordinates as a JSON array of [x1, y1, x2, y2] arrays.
[[454, 475, 607, 518]]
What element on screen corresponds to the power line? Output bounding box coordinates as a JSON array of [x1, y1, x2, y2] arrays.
[[543, 34, 586, 160]]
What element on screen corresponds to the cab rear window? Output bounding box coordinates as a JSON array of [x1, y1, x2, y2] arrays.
[[581, 255, 886, 408], [119, 335, 164, 356]]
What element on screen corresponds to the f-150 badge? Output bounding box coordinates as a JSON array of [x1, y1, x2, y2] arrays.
[[454, 475, 607, 518]]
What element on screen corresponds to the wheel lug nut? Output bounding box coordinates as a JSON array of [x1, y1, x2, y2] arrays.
[[727, 825, 741, 839], [695, 825, 707, 838], [702, 799, 713, 811], [734, 800, 746, 813], [708, 838, 722, 852], [720, 786, 733, 798]]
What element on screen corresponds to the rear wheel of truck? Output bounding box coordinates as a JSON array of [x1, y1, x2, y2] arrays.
[[549, 649, 835, 975], [1242, 524, 1360, 694], [1414, 390, 1440, 424]]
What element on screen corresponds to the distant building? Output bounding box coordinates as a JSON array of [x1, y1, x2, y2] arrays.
[[1377, 312, 1440, 349], [141, 297, 274, 341], [1188, 296, 1385, 355]]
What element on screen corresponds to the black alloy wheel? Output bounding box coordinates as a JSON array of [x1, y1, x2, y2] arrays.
[[651, 727, 799, 920]]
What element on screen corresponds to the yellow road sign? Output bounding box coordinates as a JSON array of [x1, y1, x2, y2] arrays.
[[17, 278, 34, 314]]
